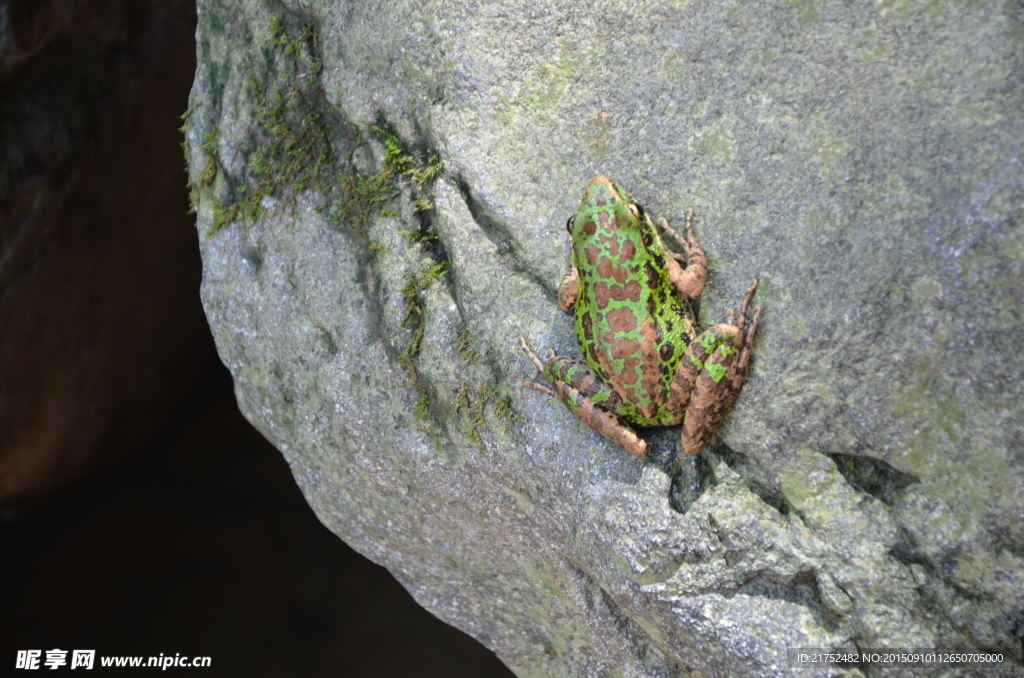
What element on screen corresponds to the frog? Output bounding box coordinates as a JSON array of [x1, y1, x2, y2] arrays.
[[518, 175, 761, 457]]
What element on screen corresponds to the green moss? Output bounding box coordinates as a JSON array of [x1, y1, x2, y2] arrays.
[[755, 47, 778, 65], [956, 100, 1002, 126], [581, 110, 613, 151], [847, 28, 893, 62], [230, 69, 333, 224], [196, 13, 336, 234], [334, 124, 442, 236], [196, 14, 442, 238], [455, 380, 522, 450], [179, 107, 199, 214], [450, 328, 520, 447], [195, 129, 220, 194], [876, 0, 982, 21], [396, 261, 451, 424], [858, 172, 927, 221], [400, 261, 450, 357], [180, 107, 219, 215], [413, 392, 431, 422], [455, 329, 480, 362], [209, 199, 242, 233], [779, 445, 840, 511], [910, 276, 941, 303], [364, 242, 392, 255]]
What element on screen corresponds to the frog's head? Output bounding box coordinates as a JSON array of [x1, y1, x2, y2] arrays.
[[567, 175, 648, 240]]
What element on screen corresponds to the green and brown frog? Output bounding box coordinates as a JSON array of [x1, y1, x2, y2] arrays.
[[518, 176, 761, 457]]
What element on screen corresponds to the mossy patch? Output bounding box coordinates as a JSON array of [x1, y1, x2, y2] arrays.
[[845, 27, 893, 63], [333, 123, 442, 238], [188, 13, 441, 238], [454, 379, 521, 450], [455, 328, 480, 362], [398, 261, 450, 423], [858, 172, 927, 222], [314, 323, 338, 355], [450, 329, 521, 449], [201, 13, 339, 233]]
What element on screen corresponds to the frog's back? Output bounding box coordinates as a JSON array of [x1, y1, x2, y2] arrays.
[[573, 225, 695, 424]]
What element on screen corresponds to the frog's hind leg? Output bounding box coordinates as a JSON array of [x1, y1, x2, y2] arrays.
[[679, 279, 761, 455], [517, 336, 647, 457], [657, 209, 708, 300]]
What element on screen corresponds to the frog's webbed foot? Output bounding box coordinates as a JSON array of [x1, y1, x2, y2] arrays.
[[657, 210, 708, 299], [516, 336, 647, 456]]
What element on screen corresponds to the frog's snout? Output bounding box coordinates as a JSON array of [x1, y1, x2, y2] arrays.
[[584, 175, 619, 209], [586, 175, 615, 197]]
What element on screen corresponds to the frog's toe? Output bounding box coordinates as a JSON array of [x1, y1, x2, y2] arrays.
[[522, 379, 556, 397], [517, 335, 547, 372], [738, 305, 762, 361], [657, 216, 687, 248], [740, 278, 758, 313]]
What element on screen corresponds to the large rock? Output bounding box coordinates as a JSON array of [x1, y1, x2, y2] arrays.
[[0, 0, 212, 506], [186, 0, 1023, 675]]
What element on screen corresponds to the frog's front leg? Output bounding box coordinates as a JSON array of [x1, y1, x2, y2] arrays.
[[557, 263, 580, 311], [517, 337, 647, 457], [670, 279, 762, 455], [657, 209, 708, 299]]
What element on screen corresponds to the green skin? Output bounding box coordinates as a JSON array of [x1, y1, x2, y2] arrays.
[[519, 176, 760, 457]]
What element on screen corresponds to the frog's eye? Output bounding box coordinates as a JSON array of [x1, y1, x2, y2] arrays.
[[566, 216, 575, 233], [628, 202, 646, 220]]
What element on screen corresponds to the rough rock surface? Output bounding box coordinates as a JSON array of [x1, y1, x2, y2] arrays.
[[186, 0, 1024, 675], [0, 0, 212, 505]]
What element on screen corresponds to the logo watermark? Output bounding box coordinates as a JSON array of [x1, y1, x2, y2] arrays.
[[15, 650, 210, 670]]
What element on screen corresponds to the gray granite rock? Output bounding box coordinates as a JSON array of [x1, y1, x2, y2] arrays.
[[186, 0, 1023, 675]]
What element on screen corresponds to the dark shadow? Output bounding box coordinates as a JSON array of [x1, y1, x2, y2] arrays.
[[829, 452, 920, 506], [0, 364, 515, 677]]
